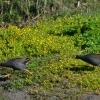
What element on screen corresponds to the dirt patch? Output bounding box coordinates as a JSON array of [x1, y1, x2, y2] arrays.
[[81, 93, 100, 100], [0, 91, 30, 100], [0, 78, 100, 100], [0, 88, 100, 100]]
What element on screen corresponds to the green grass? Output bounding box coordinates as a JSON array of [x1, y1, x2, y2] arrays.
[[1, 52, 100, 94], [28, 54, 100, 94]]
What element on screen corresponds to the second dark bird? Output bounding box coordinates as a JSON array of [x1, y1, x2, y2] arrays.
[[0, 56, 33, 77], [75, 53, 100, 67]]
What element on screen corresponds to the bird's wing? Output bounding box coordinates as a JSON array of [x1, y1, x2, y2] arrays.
[[12, 62, 28, 70], [87, 54, 100, 60], [0, 60, 14, 67], [8, 57, 30, 64], [84, 54, 100, 66]]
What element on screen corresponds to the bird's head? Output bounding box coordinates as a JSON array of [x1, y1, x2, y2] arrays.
[[24, 57, 30, 64], [75, 55, 82, 59], [26, 57, 30, 62]]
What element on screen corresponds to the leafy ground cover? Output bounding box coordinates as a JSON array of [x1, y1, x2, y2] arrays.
[[0, 14, 100, 97]]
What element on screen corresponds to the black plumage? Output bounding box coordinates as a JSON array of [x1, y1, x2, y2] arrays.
[[75, 53, 100, 66], [0, 57, 33, 77]]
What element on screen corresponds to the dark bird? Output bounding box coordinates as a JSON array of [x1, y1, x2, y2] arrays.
[[0, 57, 33, 77], [75, 53, 100, 67]]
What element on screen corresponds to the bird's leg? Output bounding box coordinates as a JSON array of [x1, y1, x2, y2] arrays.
[[0, 67, 12, 78], [3, 74, 12, 77], [24, 69, 33, 75], [3, 69, 15, 78]]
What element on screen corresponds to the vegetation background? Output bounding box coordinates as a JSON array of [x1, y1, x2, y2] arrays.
[[0, 0, 100, 100], [0, 0, 99, 27]]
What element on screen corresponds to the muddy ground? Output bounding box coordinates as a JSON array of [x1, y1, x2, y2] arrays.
[[0, 87, 100, 100], [0, 79, 100, 100]]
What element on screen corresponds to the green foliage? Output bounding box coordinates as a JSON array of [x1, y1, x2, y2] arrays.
[[3, 13, 11, 23], [74, 15, 100, 53], [1, 14, 100, 94], [3, 11, 19, 24]]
